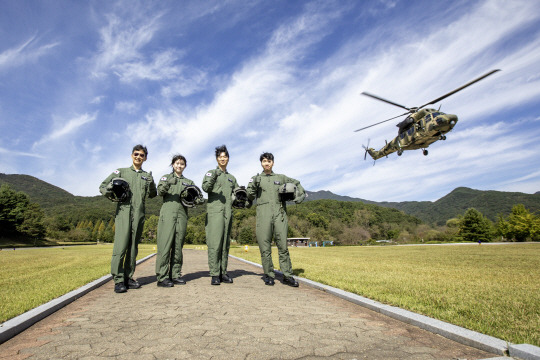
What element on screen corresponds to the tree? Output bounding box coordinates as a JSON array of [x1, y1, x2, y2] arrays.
[[498, 204, 539, 242], [237, 226, 253, 245], [458, 208, 493, 242], [17, 203, 46, 238], [0, 184, 46, 239], [142, 215, 159, 243], [0, 184, 30, 234]]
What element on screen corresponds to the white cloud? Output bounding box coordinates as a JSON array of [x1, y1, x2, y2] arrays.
[[0, 35, 59, 71], [33, 113, 97, 148]]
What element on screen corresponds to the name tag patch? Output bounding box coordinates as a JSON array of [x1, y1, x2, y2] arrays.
[[274, 181, 281, 185]]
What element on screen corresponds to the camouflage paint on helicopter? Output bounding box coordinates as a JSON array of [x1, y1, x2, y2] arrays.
[[366, 109, 458, 160], [356, 69, 500, 161]]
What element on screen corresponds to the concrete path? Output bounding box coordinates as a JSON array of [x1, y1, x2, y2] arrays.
[[0, 249, 499, 360]]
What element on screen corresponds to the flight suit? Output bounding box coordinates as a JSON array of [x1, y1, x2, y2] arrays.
[[202, 167, 238, 277], [99, 166, 157, 285], [246, 172, 305, 279], [155, 173, 196, 282]]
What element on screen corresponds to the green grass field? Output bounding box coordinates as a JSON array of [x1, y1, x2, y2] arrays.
[[230, 243, 540, 347], [0, 244, 155, 323]]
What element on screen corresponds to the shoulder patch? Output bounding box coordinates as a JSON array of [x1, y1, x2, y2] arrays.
[[160, 177, 167, 181], [206, 172, 212, 177], [114, 170, 120, 174], [249, 178, 253, 183]]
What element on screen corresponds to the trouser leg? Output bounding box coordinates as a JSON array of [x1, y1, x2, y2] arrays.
[[274, 216, 293, 278], [111, 212, 131, 284], [156, 217, 175, 283], [126, 216, 144, 280], [256, 211, 275, 278], [170, 216, 187, 279], [206, 212, 224, 276], [220, 215, 232, 275]]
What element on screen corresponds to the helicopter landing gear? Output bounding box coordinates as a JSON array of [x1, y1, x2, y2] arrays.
[[397, 149, 403, 156], [422, 149, 428, 156], [439, 135, 447, 140]]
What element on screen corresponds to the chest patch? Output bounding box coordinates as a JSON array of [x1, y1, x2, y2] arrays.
[[228, 178, 233, 183], [182, 182, 189, 186], [274, 181, 281, 185], [141, 176, 149, 181]]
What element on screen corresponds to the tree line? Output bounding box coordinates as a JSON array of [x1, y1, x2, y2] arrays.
[[1, 184, 539, 245]]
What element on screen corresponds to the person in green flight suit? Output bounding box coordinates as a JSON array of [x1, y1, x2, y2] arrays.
[[202, 145, 239, 285], [246, 152, 306, 287], [99, 144, 157, 293], [155, 154, 202, 287]]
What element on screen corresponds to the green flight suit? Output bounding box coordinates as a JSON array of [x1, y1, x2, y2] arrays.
[[202, 167, 239, 276], [155, 173, 195, 282], [246, 172, 305, 279], [99, 166, 157, 284]]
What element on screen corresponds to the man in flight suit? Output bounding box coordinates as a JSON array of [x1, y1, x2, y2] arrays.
[[246, 152, 305, 287], [99, 145, 157, 293], [202, 145, 239, 285]]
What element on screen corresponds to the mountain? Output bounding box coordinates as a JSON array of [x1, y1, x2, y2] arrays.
[[2, 173, 539, 225], [307, 188, 540, 225]]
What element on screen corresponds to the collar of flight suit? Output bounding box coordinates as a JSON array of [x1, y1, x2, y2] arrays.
[[172, 173, 184, 179], [130, 165, 144, 173], [215, 166, 228, 174]]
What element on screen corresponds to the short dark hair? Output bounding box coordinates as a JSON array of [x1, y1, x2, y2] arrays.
[[132, 144, 148, 157], [260, 152, 274, 162], [171, 154, 187, 167], [215, 145, 229, 158]]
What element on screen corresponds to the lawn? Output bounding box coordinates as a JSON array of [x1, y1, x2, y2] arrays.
[[230, 243, 540, 347], [0, 244, 155, 323]]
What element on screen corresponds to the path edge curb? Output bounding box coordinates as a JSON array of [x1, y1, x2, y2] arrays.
[[0, 253, 156, 344], [229, 254, 517, 357]]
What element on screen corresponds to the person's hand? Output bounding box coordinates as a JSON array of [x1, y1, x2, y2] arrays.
[[213, 169, 223, 179], [166, 176, 177, 186], [253, 174, 261, 187]]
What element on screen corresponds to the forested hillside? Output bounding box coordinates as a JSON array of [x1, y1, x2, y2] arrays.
[[2, 173, 539, 245], [307, 187, 540, 225]]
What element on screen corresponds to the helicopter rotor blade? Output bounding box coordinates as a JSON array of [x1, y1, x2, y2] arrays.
[[417, 69, 501, 109], [361, 92, 412, 111], [362, 139, 371, 160], [354, 112, 409, 132]]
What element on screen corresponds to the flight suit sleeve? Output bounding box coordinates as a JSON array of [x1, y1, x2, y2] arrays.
[[157, 174, 174, 196], [147, 171, 158, 199], [202, 169, 219, 193], [99, 170, 120, 196], [246, 174, 259, 201]]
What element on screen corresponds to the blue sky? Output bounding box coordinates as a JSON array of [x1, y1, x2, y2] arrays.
[[1, 0, 539, 202]]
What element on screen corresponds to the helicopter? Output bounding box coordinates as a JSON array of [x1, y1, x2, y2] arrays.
[[355, 69, 500, 160]]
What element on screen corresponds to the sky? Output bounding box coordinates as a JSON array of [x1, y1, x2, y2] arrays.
[[1, 0, 540, 202]]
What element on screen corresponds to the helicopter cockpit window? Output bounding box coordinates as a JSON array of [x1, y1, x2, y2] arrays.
[[431, 112, 440, 117], [407, 127, 414, 135]]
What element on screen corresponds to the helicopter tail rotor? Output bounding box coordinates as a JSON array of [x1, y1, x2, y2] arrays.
[[362, 139, 371, 160]]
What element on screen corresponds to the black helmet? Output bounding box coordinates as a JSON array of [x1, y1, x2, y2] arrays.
[[232, 186, 249, 209], [180, 185, 203, 208], [278, 183, 296, 202], [108, 178, 130, 202]]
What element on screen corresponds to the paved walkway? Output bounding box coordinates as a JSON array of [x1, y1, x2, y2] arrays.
[[0, 249, 499, 360]]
